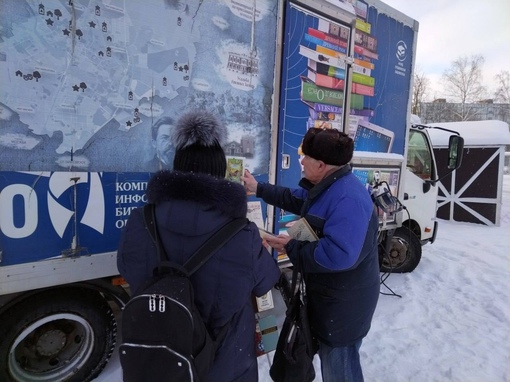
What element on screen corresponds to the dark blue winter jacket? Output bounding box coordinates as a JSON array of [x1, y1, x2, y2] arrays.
[[257, 165, 380, 347], [117, 170, 281, 382]]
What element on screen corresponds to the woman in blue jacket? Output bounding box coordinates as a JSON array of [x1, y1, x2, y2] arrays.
[[118, 111, 281, 382], [242, 128, 380, 382]]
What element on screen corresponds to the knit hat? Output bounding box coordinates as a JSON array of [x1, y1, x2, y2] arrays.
[[172, 111, 228, 178], [301, 128, 353, 166]]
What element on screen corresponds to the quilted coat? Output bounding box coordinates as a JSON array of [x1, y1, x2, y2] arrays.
[[117, 170, 281, 382]]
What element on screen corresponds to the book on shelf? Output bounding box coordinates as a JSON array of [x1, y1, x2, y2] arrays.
[[354, 58, 375, 70], [352, 63, 372, 76], [309, 60, 345, 80], [353, 1, 368, 20], [307, 68, 344, 89], [307, 68, 374, 96], [303, 100, 375, 118], [299, 45, 345, 71], [316, 16, 351, 40], [355, 18, 371, 34], [307, 27, 348, 50], [315, 46, 373, 75], [352, 72, 375, 86], [301, 77, 343, 106], [311, 61, 375, 87], [304, 33, 347, 54], [351, 108, 375, 117], [354, 45, 379, 60], [303, 100, 343, 114], [287, 217, 319, 242], [309, 57, 373, 72], [307, 118, 343, 130], [355, 29, 378, 53], [309, 108, 343, 121], [353, 83, 374, 96], [301, 78, 365, 109]]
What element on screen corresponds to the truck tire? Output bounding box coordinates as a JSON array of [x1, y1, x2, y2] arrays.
[[0, 288, 116, 382], [380, 227, 422, 273]]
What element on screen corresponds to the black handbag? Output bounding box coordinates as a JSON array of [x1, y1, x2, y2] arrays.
[[270, 260, 318, 382]]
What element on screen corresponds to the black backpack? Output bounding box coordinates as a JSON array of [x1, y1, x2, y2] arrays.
[[119, 204, 247, 382]]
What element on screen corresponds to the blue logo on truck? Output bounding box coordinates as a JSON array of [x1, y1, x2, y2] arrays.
[[0, 172, 151, 266]]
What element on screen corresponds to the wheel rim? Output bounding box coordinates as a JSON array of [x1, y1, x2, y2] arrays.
[[384, 236, 409, 269], [8, 313, 94, 382]]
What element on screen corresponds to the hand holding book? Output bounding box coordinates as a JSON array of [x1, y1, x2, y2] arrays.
[[264, 234, 292, 255], [286, 218, 319, 242]]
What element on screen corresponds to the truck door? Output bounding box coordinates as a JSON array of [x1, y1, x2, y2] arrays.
[[272, 1, 356, 248]]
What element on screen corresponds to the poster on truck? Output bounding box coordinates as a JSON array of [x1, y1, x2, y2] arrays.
[[0, 0, 279, 266], [276, 0, 415, 188], [0, 0, 278, 174]]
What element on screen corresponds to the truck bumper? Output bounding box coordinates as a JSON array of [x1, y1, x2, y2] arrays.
[[429, 221, 438, 244]]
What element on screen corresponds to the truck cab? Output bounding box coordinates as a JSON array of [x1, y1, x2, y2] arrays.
[[381, 124, 463, 273]]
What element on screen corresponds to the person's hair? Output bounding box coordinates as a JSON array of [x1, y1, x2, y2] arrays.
[[301, 128, 353, 166], [172, 111, 227, 178], [151, 116, 175, 140]]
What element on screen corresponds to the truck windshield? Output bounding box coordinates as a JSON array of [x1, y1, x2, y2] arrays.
[[407, 130, 433, 180]]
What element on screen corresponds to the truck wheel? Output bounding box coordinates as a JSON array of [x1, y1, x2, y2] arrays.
[[380, 227, 422, 273], [0, 288, 116, 382]]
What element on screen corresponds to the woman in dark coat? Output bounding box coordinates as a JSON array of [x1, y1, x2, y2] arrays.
[[117, 111, 280, 382]]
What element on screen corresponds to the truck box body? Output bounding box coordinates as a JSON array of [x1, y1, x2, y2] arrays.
[[271, 0, 418, 252], [1, 1, 448, 380]]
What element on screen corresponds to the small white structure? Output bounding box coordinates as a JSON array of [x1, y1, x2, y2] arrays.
[[427, 120, 510, 226]]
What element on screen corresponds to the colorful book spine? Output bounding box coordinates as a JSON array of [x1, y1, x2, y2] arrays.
[[353, 1, 368, 20], [301, 79, 365, 109], [301, 78, 343, 106], [354, 58, 375, 70], [354, 45, 378, 60], [311, 61, 375, 87], [351, 108, 375, 117], [315, 45, 346, 62], [304, 34, 347, 54], [309, 109, 343, 121], [307, 101, 343, 114], [299, 45, 344, 70], [355, 18, 371, 34], [354, 52, 374, 64], [352, 63, 371, 76], [315, 46, 371, 75], [303, 100, 375, 118], [307, 27, 348, 49], [352, 72, 375, 87], [307, 118, 343, 130], [353, 83, 375, 96], [308, 69, 374, 96], [307, 68, 344, 90], [355, 29, 378, 53]]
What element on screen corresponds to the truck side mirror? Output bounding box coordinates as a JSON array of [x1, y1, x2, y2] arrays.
[[447, 135, 464, 170], [424, 134, 464, 192]]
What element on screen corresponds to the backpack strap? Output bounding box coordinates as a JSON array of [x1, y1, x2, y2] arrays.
[[143, 203, 248, 275], [184, 217, 248, 275]]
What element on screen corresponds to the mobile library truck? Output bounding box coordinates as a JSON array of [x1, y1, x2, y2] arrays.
[[0, 0, 461, 380]]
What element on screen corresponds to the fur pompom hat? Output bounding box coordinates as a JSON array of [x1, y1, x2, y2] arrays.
[[172, 111, 228, 178]]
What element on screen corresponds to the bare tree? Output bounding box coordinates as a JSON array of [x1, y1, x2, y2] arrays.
[[411, 69, 429, 116], [441, 55, 487, 120], [494, 70, 510, 103]]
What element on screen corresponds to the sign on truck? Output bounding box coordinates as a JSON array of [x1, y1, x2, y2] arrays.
[[0, 0, 462, 380]]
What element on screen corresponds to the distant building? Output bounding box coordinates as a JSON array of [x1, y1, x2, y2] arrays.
[[419, 100, 510, 127]]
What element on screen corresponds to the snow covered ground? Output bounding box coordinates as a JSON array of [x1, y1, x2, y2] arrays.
[[96, 175, 510, 382]]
